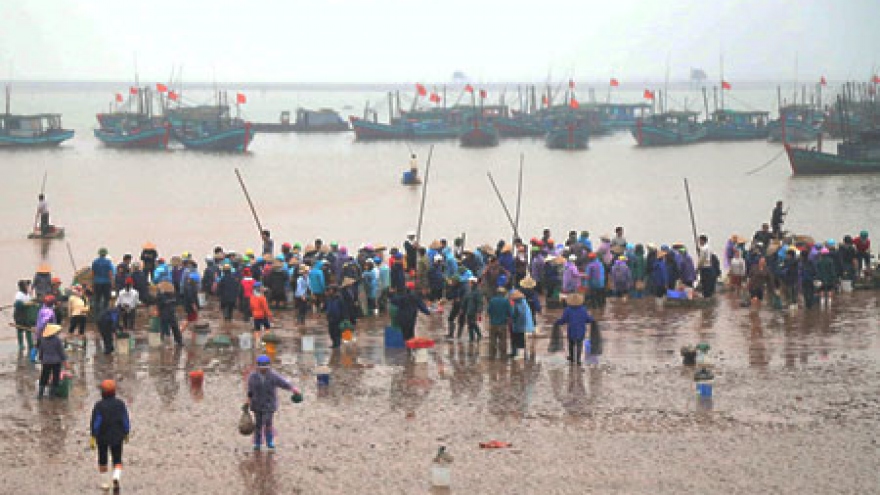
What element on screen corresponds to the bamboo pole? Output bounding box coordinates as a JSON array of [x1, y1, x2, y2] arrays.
[[415, 144, 435, 244], [234, 168, 264, 237], [487, 172, 517, 235], [684, 178, 699, 252]]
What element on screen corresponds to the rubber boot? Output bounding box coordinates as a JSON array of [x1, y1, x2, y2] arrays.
[[112, 465, 122, 491], [266, 430, 275, 450]]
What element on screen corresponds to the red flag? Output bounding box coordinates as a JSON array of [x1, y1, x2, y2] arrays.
[[236, 92, 247, 104], [129, 87, 138, 95], [479, 89, 487, 99], [156, 83, 168, 93], [429, 93, 440, 103], [168, 91, 179, 101], [115, 93, 123, 103], [721, 80, 732, 90], [873, 75, 880, 84], [820, 76, 827, 86], [643, 89, 654, 100], [570, 97, 579, 109], [541, 95, 549, 106], [464, 84, 474, 93], [568, 79, 575, 89], [416, 83, 427, 96], [610, 78, 619, 87]]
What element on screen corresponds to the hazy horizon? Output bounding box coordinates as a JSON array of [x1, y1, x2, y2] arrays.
[[1, 0, 878, 85]]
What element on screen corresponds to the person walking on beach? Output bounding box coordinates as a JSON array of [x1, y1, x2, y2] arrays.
[[37, 323, 67, 398], [116, 278, 139, 331], [140, 242, 158, 283], [245, 355, 300, 451], [13, 280, 34, 352], [555, 293, 594, 366], [180, 273, 200, 334], [90, 379, 130, 491], [156, 283, 183, 346], [390, 282, 431, 343], [294, 265, 311, 324], [67, 285, 90, 335], [462, 277, 483, 342], [92, 248, 115, 316], [218, 263, 240, 322], [250, 282, 272, 343], [486, 287, 512, 359], [697, 235, 718, 298], [509, 290, 533, 358]]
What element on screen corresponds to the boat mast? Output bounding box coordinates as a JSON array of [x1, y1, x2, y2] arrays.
[[719, 52, 725, 110]]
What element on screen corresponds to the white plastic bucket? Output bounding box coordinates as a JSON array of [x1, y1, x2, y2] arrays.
[[148, 332, 162, 347], [413, 348, 428, 363], [655, 297, 665, 309], [301, 335, 315, 352], [239, 333, 253, 350], [195, 332, 209, 346], [841, 280, 853, 293], [431, 464, 451, 487], [198, 293, 207, 307]]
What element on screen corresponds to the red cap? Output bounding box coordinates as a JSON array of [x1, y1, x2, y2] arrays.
[[243, 267, 252, 276], [43, 295, 56, 305], [51, 277, 61, 284], [588, 252, 597, 259], [100, 379, 116, 396], [405, 281, 415, 290], [282, 243, 292, 249]]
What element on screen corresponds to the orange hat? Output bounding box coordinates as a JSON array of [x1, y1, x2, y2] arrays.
[[51, 277, 61, 284], [100, 379, 116, 396]]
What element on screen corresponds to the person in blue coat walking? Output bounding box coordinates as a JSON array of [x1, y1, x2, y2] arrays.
[[245, 355, 299, 451], [555, 293, 594, 366]]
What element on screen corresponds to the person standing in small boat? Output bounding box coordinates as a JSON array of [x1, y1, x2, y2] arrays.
[[35, 194, 49, 235], [771, 201, 786, 240]]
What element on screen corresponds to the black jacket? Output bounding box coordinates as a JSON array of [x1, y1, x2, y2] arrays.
[[90, 396, 130, 445]]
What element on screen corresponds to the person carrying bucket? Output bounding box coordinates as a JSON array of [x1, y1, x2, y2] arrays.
[[90, 379, 131, 491], [245, 354, 300, 451]]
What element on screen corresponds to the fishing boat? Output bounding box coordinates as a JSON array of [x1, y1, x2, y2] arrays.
[[94, 122, 170, 149], [705, 110, 770, 141], [459, 119, 499, 147], [168, 103, 255, 152], [27, 226, 65, 240], [596, 103, 653, 132], [631, 111, 707, 146], [350, 116, 459, 140], [0, 114, 74, 147], [545, 122, 589, 150], [491, 114, 546, 137], [785, 128, 880, 175], [768, 105, 823, 142], [252, 108, 350, 133]]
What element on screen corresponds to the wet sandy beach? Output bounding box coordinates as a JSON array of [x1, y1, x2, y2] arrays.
[[1, 289, 879, 494]]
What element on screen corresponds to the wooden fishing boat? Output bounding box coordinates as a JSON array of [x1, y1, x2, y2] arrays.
[[631, 111, 707, 146], [768, 105, 823, 142], [28, 226, 65, 240], [596, 103, 653, 132], [168, 103, 255, 152], [785, 129, 880, 175], [459, 120, 499, 147], [252, 108, 350, 133], [545, 123, 589, 150], [349, 116, 459, 140], [0, 114, 74, 147], [94, 124, 171, 149], [492, 115, 547, 137], [705, 110, 770, 141]]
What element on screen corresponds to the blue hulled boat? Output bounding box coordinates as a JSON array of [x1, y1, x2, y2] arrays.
[[631, 111, 707, 146], [493, 114, 547, 137], [167, 104, 255, 152], [0, 114, 74, 147], [94, 125, 171, 149], [545, 122, 589, 150], [349, 116, 459, 140], [785, 129, 880, 175], [705, 110, 770, 141], [768, 105, 823, 142]]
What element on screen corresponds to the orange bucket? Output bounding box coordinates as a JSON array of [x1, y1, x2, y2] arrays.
[[264, 342, 277, 355], [188, 370, 204, 387], [342, 329, 353, 342]]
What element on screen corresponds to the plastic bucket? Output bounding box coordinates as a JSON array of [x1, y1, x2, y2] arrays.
[[655, 297, 665, 309], [384, 327, 405, 348], [188, 370, 204, 387], [841, 280, 853, 293], [413, 348, 429, 363], [148, 332, 162, 347], [117, 335, 133, 355], [198, 293, 207, 307], [239, 333, 252, 350], [301, 335, 315, 352], [431, 464, 451, 487], [55, 377, 72, 398], [342, 329, 353, 342], [696, 381, 713, 397], [317, 372, 331, 387], [195, 332, 209, 346]]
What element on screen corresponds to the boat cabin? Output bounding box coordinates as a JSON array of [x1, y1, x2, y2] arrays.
[[0, 114, 65, 137], [709, 109, 769, 127]]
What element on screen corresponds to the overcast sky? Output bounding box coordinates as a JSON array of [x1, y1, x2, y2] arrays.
[[1, 0, 877, 84]]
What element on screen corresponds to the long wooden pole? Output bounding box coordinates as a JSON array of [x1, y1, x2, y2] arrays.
[[514, 153, 524, 239], [66, 241, 77, 272], [415, 144, 434, 244], [234, 168, 264, 237], [684, 178, 699, 252], [487, 172, 517, 235]]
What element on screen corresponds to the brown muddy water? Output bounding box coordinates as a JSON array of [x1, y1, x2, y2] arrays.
[[0, 291, 879, 494]]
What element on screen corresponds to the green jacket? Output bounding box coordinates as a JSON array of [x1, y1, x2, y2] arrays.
[[817, 256, 837, 286], [486, 294, 512, 325], [629, 254, 646, 281], [463, 289, 484, 316]]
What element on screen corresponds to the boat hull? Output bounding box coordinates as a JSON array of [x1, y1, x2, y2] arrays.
[[94, 126, 170, 149], [630, 122, 707, 146], [785, 143, 880, 175], [493, 117, 546, 137], [545, 126, 589, 150], [251, 122, 350, 133], [767, 121, 821, 142], [28, 227, 65, 240], [706, 124, 769, 141], [0, 130, 75, 147], [459, 126, 499, 147], [173, 126, 254, 152], [350, 117, 458, 140]]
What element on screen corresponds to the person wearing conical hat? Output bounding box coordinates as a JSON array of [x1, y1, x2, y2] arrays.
[[555, 294, 594, 366], [37, 323, 67, 398], [90, 379, 131, 491], [140, 242, 159, 284], [32, 262, 53, 300]]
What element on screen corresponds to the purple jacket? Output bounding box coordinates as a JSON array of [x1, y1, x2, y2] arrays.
[[611, 260, 632, 291], [530, 253, 545, 282], [562, 261, 581, 293], [35, 306, 56, 340], [586, 260, 605, 290], [679, 253, 696, 284], [247, 369, 293, 413]]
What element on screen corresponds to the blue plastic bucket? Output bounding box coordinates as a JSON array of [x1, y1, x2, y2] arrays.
[[317, 373, 330, 387], [384, 327, 405, 348], [696, 382, 713, 397]]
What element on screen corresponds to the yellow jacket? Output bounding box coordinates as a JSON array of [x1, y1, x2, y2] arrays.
[[68, 294, 89, 317]]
